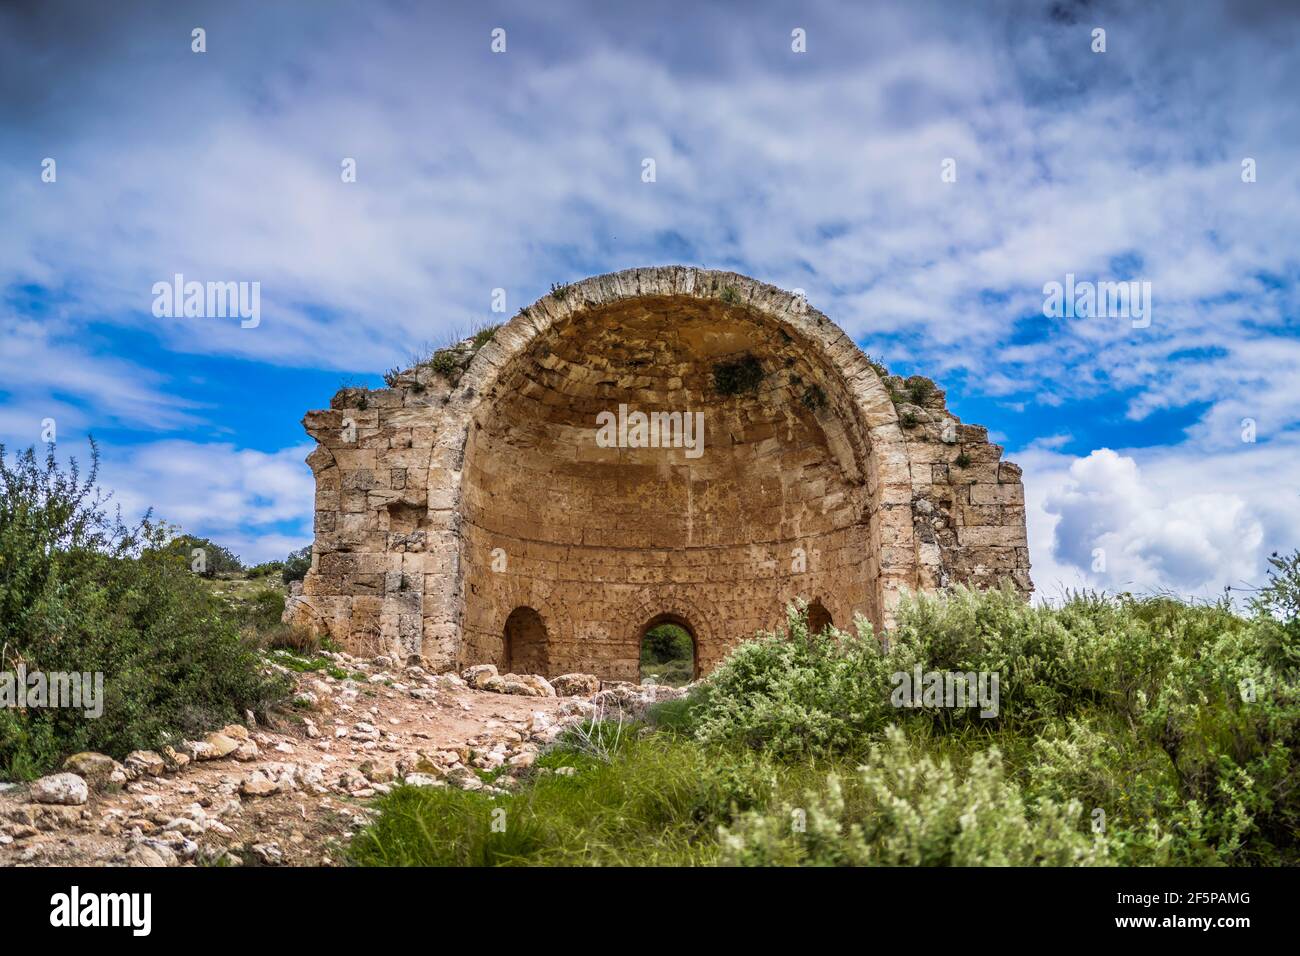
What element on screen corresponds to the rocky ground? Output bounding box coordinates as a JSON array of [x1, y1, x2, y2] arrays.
[[0, 654, 681, 867]]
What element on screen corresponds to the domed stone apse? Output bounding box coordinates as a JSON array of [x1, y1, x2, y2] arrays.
[[288, 267, 1032, 679]]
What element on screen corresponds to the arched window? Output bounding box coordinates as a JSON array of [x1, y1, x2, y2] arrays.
[[504, 606, 549, 675], [806, 599, 833, 636], [638, 614, 696, 686]]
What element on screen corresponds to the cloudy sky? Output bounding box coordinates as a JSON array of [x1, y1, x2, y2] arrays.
[[1, 0, 1297, 599]]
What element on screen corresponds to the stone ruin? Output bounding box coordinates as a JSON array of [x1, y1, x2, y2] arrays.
[[285, 267, 1031, 681]]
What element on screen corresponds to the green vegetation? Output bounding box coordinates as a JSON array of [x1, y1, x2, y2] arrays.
[[639, 623, 695, 686], [712, 354, 764, 396], [471, 323, 501, 350], [354, 563, 1300, 867], [800, 384, 827, 411], [247, 559, 284, 579], [268, 649, 349, 681], [159, 533, 243, 577], [905, 375, 935, 406], [0, 443, 289, 779], [281, 544, 311, 585]]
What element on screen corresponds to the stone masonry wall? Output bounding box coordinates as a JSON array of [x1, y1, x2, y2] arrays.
[[286, 267, 1031, 678]]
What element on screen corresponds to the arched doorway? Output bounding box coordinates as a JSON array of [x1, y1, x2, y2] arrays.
[[638, 614, 696, 686], [806, 599, 833, 636], [503, 606, 548, 675]]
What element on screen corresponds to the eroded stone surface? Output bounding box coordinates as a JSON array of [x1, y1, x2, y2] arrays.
[[287, 267, 1030, 678], [0, 652, 586, 867]]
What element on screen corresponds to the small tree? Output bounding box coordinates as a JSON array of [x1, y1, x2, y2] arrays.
[[157, 533, 242, 577], [282, 544, 312, 585], [0, 442, 287, 778]]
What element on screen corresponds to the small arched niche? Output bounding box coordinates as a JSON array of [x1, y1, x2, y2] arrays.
[[806, 599, 833, 636], [504, 606, 549, 675]]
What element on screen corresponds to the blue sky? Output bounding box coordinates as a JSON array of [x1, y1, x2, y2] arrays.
[[1, 0, 1298, 598]]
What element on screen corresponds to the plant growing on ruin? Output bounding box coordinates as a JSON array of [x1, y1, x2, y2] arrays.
[[713, 353, 764, 396], [471, 323, 501, 350], [905, 375, 935, 406], [864, 354, 890, 380], [429, 349, 460, 377], [800, 384, 827, 411]]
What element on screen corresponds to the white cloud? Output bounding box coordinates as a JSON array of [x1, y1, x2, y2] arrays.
[[1022, 441, 1300, 603], [99, 441, 315, 565], [1, 0, 1297, 578]]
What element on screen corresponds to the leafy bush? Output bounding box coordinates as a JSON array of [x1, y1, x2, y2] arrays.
[[689, 580, 1300, 864], [281, 545, 312, 585], [247, 560, 284, 579], [0, 443, 289, 778], [719, 726, 1111, 866], [689, 601, 895, 758], [471, 323, 501, 350], [240, 588, 285, 629], [161, 533, 243, 577], [905, 375, 935, 405], [429, 349, 460, 377]]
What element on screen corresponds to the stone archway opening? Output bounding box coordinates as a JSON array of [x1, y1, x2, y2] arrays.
[[638, 614, 697, 686], [503, 606, 548, 675], [457, 286, 888, 679], [806, 599, 833, 636]]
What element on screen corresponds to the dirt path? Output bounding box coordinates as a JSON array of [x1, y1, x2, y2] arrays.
[[0, 655, 602, 867]]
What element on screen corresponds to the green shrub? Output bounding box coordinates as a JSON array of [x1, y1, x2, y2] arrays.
[[0, 443, 289, 778], [157, 533, 243, 578], [719, 726, 1111, 866], [905, 376, 935, 405], [471, 324, 500, 350], [281, 545, 311, 585], [429, 349, 460, 376], [689, 601, 895, 758], [689, 582, 1300, 864], [244, 588, 285, 629], [247, 560, 284, 579]]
